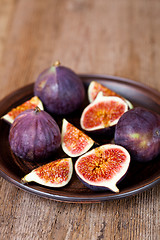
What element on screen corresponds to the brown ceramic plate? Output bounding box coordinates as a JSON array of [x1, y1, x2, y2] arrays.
[[0, 74, 160, 203]]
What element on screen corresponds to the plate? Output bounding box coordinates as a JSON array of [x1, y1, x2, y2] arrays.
[[0, 74, 160, 203]]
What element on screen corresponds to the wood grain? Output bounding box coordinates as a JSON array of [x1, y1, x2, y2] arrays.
[[0, 0, 159, 239]]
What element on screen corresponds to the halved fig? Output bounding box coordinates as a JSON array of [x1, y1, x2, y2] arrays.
[[75, 144, 130, 192], [1, 96, 43, 124], [22, 158, 73, 188], [88, 81, 133, 109], [80, 92, 128, 132], [61, 119, 94, 157]]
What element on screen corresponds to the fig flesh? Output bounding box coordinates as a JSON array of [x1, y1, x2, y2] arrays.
[[34, 61, 85, 115], [88, 81, 133, 109], [114, 107, 160, 162], [61, 119, 94, 157], [80, 92, 128, 132], [9, 107, 61, 161], [1, 96, 43, 124], [75, 144, 130, 192], [22, 158, 73, 187]]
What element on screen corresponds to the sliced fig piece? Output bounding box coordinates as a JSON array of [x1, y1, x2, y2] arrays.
[[114, 107, 160, 162], [1, 96, 43, 124], [9, 107, 61, 161], [34, 61, 85, 115], [61, 119, 94, 157], [75, 144, 130, 192], [88, 81, 133, 109], [22, 158, 73, 187], [80, 92, 128, 132]]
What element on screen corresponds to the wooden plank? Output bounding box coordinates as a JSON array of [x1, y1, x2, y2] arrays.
[[0, 0, 159, 239]]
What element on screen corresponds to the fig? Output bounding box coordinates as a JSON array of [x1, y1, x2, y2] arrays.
[[1, 96, 43, 124], [61, 119, 94, 157], [80, 92, 128, 139], [114, 107, 160, 162], [34, 61, 85, 115], [9, 107, 61, 161], [22, 158, 73, 187], [75, 144, 130, 192], [88, 81, 133, 109]]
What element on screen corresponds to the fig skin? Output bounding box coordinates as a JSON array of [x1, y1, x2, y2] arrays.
[[114, 107, 160, 162], [34, 62, 85, 115], [9, 107, 61, 161], [85, 125, 115, 144]]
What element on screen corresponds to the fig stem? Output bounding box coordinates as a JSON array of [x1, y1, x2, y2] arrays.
[[54, 60, 61, 67], [34, 106, 41, 113], [94, 141, 100, 148], [21, 177, 27, 184]]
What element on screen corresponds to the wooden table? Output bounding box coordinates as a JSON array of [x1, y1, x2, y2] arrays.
[[0, 0, 159, 239]]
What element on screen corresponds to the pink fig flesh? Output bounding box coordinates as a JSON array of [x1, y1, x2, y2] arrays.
[[61, 119, 94, 157], [81, 93, 128, 131], [75, 144, 130, 192]]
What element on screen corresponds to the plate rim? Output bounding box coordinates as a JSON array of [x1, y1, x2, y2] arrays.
[[0, 168, 159, 203], [0, 74, 160, 203], [1, 73, 160, 105]]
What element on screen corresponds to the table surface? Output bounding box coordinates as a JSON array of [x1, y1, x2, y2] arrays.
[[0, 0, 159, 239]]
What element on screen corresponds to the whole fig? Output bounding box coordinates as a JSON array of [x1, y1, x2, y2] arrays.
[[114, 107, 160, 162], [9, 107, 61, 161], [34, 61, 85, 115]]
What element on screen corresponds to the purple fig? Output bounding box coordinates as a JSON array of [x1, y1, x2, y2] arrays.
[[34, 61, 85, 115], [114, 107, 160, 162], [9, 107, 61, 161]]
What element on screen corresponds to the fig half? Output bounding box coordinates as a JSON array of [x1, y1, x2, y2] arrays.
[[9, 107, 61, 161], [114, 107, 160, 162], [1, 96, 43, 124], [61, 119, 94, 157], [88, 81, 133, 109], [75, 144, 130, 192], [80, 92, 128, 141], [34, 61, 85, 115], [22, 158, 73, 187]]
